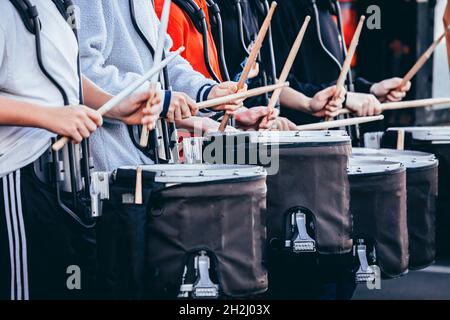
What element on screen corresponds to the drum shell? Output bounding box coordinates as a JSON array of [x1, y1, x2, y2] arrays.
[[147, 176, 268, 298], [352, 149, 439, 269], [204, 132, 353, 255], [349, 166, 409, 278], [382, 130, 450, 256], [267, 143, 353, 254]]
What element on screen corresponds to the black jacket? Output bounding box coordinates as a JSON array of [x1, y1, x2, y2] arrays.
[[270, 0, 373, 124]]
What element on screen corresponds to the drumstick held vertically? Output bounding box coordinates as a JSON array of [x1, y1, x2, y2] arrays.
[[140, 0, 172, 147], [265, 16, 311, 118], [218, 1, 278, 132], [325, 15, 366, 121], [296, 115, 384, 131], [398, 26, 450, 90], [52, 47, 184, 152]]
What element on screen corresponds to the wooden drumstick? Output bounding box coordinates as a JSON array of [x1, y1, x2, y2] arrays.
[[135, 166, 143, 205], [332, 97, 450, 117], [398, 26, 450, 90], [266, 16, 311, 117], [197, 82, 288, 110], [140, 0, 172, 147], [296, 115, 384, 131], [396, 129, 405, 151], [51, 47, 185, 152], [325, 16, 366, 121], [218, 1, 278, 132]]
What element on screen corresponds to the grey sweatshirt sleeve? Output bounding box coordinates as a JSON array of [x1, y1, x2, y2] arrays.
[[76, 0, 144, 95]]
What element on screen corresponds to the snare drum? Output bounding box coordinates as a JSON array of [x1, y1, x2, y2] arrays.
[[185, 130, 353, 298], [348, 158, 408, 279], [382, 127, 450, 257], [352, 148, 439, 269], [97, 164, 268, 299]]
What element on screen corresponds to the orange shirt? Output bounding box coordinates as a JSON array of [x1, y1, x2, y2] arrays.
[[155, 0, 223, 81]]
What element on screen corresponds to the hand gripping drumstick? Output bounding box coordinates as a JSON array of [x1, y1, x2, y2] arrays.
[[397, 26, 450, 90], [218, 2, 278, 132], [325, 16, 366, 121], [52, 47, 184, 152], [197, 82, 289, 110], [296, 115, 384, 131], [139, 0, 172, 147], [331, 97, 450, 117], [265, 16, 311, 119]]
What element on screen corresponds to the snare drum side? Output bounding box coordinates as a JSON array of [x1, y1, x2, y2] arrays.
[[146, 176, 268, 298], [349, 168, 409, 279], [266, 142, 353, 255]]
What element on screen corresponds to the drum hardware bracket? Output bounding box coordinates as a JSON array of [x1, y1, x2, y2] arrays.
[[354, 240, 376, 284], [178, 266, 194, 298], [291, 211, 316, 253], [90, 172, 110, 218], [192, 251, 219, 299]]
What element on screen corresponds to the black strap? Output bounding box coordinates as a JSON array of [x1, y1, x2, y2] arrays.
[[172, 0, 205, 34]]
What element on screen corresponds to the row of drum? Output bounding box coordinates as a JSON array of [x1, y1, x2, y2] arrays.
[[93, 127, 450, 299]]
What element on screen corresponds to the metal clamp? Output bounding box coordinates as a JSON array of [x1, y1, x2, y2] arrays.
[[192, 251, 219, 299], [90, 172, 110, 218], [291, 211, 316, 253], [354, 241, 376, 284]]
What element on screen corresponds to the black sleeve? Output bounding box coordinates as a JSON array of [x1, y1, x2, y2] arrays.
[[354, 77, 374, 94]]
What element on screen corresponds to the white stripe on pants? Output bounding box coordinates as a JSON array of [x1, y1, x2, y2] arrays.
[[2, 171, 29, 300]]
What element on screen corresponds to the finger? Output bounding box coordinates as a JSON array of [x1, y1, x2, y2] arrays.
[[186, 97, 199, 114], [175, 104, 182, 121], [181, 104, 191, 119], [84, 107, 103, 127], [84, 117, 98, 133], [77, 125, 91, 139]]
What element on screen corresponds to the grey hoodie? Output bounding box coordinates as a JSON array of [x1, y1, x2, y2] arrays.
[[75, 0, 216, 171]]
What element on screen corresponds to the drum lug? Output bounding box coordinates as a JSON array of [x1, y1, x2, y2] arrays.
[[291, 211, 316, 253], [354, 240, 376, 284], [90, 172, 110, 218], [192, 251, 219, 299], [178, 266, 194, 298]]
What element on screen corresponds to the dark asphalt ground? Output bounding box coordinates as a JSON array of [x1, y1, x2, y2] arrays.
[[353, 259, 450, 300]]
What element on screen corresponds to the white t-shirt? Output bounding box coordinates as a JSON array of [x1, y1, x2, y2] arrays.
[[0, 0, 80, 178]]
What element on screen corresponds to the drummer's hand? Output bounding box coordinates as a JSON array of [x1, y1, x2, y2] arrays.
[[310, 85, 346, 118], [270, 117, 298, 131], [234, 107, 278, 131], [371, 77, 411, 102], [208, 82, 247, 114], [107, 91, 162, 129], [345, 92, 382, 117], [200, 117, 238, 134], [165, 92, 198, 123]]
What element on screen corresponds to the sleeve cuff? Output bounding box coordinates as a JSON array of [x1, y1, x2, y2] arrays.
[[160, 90, 172, 118], [197, 84, 217, 115]]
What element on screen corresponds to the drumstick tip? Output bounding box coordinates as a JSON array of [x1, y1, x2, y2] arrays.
[[305, 15, 311, 23], [271, 1, 278, 8]]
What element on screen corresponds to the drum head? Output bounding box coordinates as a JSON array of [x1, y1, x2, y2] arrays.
[[348, 158, 404, 176], [119, 164, 266, 184], [206, 130, 351, 145], [387, 127, 450, 141], [352, 148, 438, 170]]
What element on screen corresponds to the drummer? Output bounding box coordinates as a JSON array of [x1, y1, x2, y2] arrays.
[[269, 0, 412, 125], [156, 0, 345, 131], [0, 0, 161, 300], [74, 0, 281, 171]]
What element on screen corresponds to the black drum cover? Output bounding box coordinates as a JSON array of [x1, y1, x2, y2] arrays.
[[349, 161, 409, 278], [382, 130, 449, 257], [96, 170, 163, 299], [406, 165, 438, 269], [146, 172, 268, 298]]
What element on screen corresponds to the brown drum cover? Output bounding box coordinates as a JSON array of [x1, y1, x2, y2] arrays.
[[349, 169, 409, 278], [267, 144, 353, 254], [147, 176, 268, 298]]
